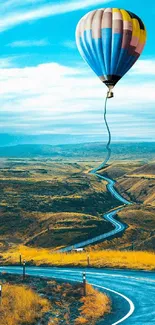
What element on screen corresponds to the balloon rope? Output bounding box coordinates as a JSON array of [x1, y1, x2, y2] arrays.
[[104, 94, 111, 165], [91, 94, 111, 173]]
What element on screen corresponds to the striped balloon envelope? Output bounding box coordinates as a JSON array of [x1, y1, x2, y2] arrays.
[[76, 8, 147, 93]]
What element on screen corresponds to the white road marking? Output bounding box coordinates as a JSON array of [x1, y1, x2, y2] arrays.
[[32, 268, 135, 324], [34, 269, 135, 325], [0, 169, 135, 323], [92, 283, 135, 325]]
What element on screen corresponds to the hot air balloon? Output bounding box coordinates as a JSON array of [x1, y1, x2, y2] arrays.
[[76, 8, 147, 98], [76, 8, 147, 170]]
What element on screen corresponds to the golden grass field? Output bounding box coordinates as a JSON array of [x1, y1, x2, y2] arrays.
[[1, 245, 155, 271], [0, 283, 50, 325]]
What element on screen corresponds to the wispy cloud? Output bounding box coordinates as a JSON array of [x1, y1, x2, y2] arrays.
[[0, 0, 112, 32], [1, 0, 46, 10], [62, 40, 76, 49], [7, 39, 50, 48], [0, 57, 16, 68]]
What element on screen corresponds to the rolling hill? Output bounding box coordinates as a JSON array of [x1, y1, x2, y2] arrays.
[[0, 160, 119, 250], [95, 162, 155, 251], [0, 146, 154, 252], [0, 142, 154, 160]]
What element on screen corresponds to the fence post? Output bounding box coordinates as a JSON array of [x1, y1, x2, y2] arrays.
[[0, 284, 2, 305], [87, 255, 90, 267], [23, 260, 26, 281], [83, 272, 86, 296]]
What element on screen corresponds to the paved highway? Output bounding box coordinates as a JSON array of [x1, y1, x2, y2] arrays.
[[0, 169, 154, 324], [0, 266, 155, 324], [60, 208, 125, 252], [61, 170, 131, 252], [95, 173, 131, 206]]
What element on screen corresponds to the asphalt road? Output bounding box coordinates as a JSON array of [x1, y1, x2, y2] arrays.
[[95, 173, 131, 206], [61, 171, 131, 252], [0, 266, 155, 324], [60, 208, 126, 252], [1, 171, 154, 324]]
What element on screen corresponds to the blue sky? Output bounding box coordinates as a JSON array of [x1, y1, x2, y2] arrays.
[[0, 0, 154, 143]]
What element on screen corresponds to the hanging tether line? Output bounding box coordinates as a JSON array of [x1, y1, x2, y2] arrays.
[[91, 92, 112, 174]]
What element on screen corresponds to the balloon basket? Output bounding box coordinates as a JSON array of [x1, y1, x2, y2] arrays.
[[107, 90, 114, 99]]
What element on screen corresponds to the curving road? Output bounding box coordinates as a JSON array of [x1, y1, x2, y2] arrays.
[[61, 170, 131, 252], [0, 266, 155, 324], [0, 169, 154, 324], [94, 173, 131, 206], [60, 208, 125, 252]]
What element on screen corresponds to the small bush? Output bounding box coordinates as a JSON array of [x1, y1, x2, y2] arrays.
[[75, 284, 110, 325]]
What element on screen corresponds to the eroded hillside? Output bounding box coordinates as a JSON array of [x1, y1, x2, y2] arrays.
[[96, 161, 155, 251], [0, 158, 154, 252], [0, 159, 118, 250]]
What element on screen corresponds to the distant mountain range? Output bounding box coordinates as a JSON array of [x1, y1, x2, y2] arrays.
[[0, 133, 154, 147], [0, 142, 154, 160], [0, 133, 104, 147]]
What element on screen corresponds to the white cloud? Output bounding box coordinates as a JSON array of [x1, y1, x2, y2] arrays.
[[0, 0, 112, 32], [0, 60, 155, 112], [0, 59, 154, 139], [130, 59, 155, 75], [7, 39, 50, 48]]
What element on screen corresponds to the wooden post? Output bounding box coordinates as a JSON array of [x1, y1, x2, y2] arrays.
[[87, 255, 90, 267], [23, 260, 26, 281], [83, 272, 86, 296], [0, 284, 2, 305], [19, 254, 22, 265]]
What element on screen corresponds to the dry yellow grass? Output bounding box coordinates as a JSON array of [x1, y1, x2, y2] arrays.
[[0, 283, 50, 325], [75, 284, 110, 325], [2, 245, 155, 270]]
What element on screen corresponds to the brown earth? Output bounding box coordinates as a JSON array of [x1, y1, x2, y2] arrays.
[[0, 159, 118, 250]]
